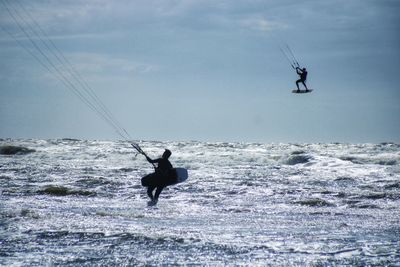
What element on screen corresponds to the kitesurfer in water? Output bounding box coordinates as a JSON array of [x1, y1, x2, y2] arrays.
[[295, 67, 308, 92], [141, 149, 173, 205]]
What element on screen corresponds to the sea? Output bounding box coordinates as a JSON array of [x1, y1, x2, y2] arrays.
[[1, 139, 399, 266]]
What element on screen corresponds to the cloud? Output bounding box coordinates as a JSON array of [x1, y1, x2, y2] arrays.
[[0, 0, 290, 41], [238, 17, 287, 32], [67, 53, 159, 76]]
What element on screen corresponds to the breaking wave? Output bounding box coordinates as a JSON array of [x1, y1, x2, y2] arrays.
[[281, 151, 312, 165]]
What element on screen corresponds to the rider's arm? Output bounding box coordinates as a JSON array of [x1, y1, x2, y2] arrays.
[[146, 156, 159, 164]]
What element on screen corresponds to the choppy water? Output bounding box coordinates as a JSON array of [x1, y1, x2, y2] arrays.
[[1, 139, 399, 266]]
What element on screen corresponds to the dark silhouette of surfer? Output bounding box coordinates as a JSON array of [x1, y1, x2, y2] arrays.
[[295, 67, 308, 91], [141, 149, 174, 205]]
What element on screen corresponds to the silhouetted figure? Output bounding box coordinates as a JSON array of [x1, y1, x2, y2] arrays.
[[141, 149, 173, 205], [295, 67, 308, 91]]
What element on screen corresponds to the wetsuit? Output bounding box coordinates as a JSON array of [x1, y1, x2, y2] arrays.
[[141, 156, 173, 201], [296, 67, 308, 90]]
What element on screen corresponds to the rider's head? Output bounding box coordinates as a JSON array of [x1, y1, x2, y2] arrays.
[[303, 68, 306, 71], [162, 149, 171, 159]]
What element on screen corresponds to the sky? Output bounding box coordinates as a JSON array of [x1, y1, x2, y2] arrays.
[[0, 0, 399, 143]]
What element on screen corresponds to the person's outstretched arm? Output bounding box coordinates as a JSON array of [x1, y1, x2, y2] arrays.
[[146, 156, 159, 164]]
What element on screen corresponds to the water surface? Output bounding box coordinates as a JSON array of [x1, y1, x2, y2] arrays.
[[1, 139, 399, 265]]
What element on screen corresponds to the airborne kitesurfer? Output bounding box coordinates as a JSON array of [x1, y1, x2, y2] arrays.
[[295, 67, 308, 92]]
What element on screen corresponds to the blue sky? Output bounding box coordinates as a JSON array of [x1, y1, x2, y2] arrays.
[[1, 0, 399, 143]]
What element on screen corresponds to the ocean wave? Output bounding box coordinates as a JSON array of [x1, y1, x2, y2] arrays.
[[29, 230, 106, 240], [60, 138, 82, 142], [2, 139, 399, 266], [360, 192, 399, 200], [349, 203, 380, 209], [75, 177, 112, 186], [116, 167, 135, 173], [339, 156, 364, 164], [37, 185, 96, 196], [379, 142, 400, 147], [334, 176, 356, 182], [0, 145, 35, 155], [339, 154, 399, 166], [0, 208, 40, 220], [282, 154, 312, 165], [385, 182, 400, 189], [0, 175, 12, 180], [376, 159, 398, 166], [284, 150, 314, 165], [294, 198, 335, 207]]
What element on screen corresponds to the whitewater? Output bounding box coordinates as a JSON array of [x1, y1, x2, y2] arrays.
[[1, 139, 399, 265]]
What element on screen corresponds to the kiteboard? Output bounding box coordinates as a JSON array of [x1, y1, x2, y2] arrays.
[[141, 168, 188, 187], [292, 89, 313, 94], [174, 168, 189, 184]]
